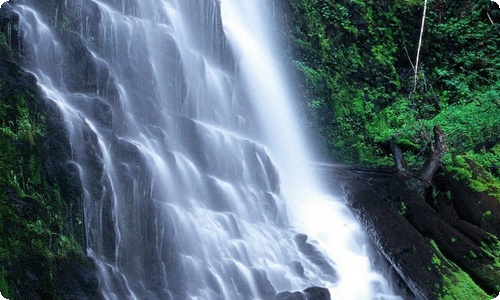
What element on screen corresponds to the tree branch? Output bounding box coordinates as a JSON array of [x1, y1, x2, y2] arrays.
[[412, 0, 429, 92], [420, 125, 446, 182], [390, 139, 408, 173], [486, 11, 500, 36]]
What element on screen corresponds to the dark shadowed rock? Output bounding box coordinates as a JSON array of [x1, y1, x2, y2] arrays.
[[343, 179, 442, 299], [291, 261, 305, 278], [274, 286, 330, 300], [0, 12, 101, 298], [303, 286, 330, 300], [275, 291, 306, 300], [294, 234, 338, 281]]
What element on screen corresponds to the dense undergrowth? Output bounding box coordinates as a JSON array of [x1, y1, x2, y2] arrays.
[[287, 0, 500, 169]]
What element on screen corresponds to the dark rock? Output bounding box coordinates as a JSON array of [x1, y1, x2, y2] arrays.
[[303, 286, 330, 300], [293, 234, 338, 281], [275, 291, 306, 300], [291, 261, 305, 278], [0, 14, 101, 298], [54, 252, 102, 300], [0, 2, 15, 20], [274, 286, 330, 300], [404, 198, 500, 294], [7, 192, 46, 222]]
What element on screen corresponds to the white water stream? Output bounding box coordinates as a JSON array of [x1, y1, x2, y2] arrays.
[[10, 0, 402, 299]]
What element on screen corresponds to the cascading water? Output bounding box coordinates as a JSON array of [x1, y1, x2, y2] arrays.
[[10, 0, 403, 299]]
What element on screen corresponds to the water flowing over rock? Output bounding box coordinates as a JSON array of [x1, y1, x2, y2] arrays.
[[8, 0, 402, 299]]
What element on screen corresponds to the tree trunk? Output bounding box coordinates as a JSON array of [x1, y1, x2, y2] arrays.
[[420, 126, 445, 182], [390, 139, 407, 173]]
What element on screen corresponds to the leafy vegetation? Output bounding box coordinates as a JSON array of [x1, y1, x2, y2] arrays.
[[287, 0, 500, 170], [0, 32, 9, 55]]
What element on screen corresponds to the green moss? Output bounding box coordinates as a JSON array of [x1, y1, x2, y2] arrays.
[[481, 239, 500, 258], [432, 254, 442, 267], [398, 201, 408, 215], [427, 240, 490, 300], [482, 211, 492, 222], [438, 271, 491, 300], [0, 32, 7, 48], [0, 123, 86, 298], [0, 32, 9, 57], [446, 154, 500, 200], [0, 267, 15, 299]]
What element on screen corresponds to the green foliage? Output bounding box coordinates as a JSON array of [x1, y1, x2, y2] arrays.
[[286, 2, 500, 297], [398, 201, 408, 215], [0, 32, 7, 48], [482, 210, 492, 221], [0, 32, 9, 57], [288, 0, 500, 167], [0, 266, 14, 299]]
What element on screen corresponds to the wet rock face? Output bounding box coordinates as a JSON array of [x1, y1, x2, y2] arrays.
[[303, 287, 331, 299], [0, 4, 20, 57], [275, 286, 330, 300], [294, 234, 338, 281], [275, 291, 306, 300], [0, 6, 101, 299]]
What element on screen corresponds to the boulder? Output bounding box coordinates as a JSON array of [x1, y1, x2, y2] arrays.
[[275, 286, 330, 300]]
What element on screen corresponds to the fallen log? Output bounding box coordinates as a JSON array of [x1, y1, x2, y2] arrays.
[[322, 126, 500, 299]]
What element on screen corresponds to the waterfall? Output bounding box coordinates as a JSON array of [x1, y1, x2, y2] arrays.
[[11, 0, 402, 299]]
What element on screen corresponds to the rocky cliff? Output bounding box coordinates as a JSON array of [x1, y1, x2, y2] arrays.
[[0, 4, 100, 299]]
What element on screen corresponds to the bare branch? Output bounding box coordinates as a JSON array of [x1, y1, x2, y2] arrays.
[[486, 11, 500, 35], [413, 0, 429, 92]]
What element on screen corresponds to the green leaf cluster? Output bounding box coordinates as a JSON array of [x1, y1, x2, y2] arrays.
[[0, 32, 9, 56], [287, 0, 500, 170]]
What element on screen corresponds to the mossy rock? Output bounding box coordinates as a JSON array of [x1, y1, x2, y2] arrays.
[[447, 156, 500, 239], [0, 35, 100, 299]]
